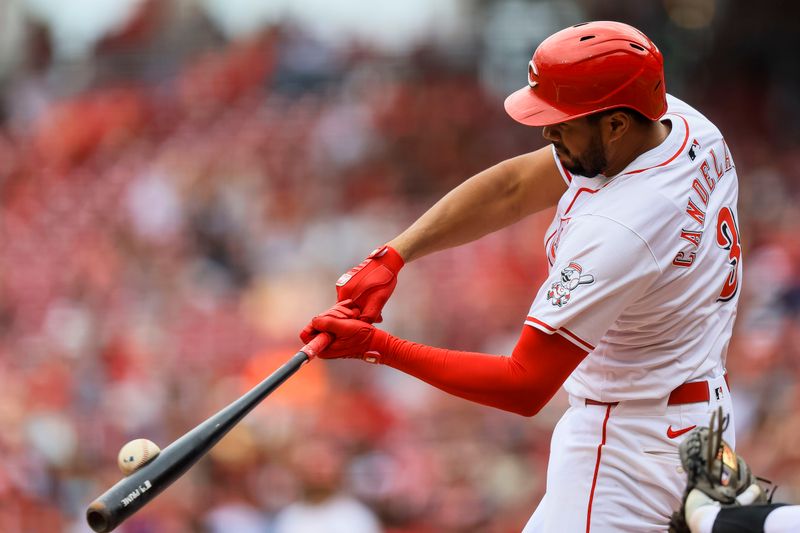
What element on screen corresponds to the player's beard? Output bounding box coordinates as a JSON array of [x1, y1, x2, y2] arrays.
[[557, 131, 608, 178]]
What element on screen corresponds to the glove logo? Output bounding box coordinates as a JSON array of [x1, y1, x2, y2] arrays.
[[336, 272, 353, 287], [545, 262, 594, 307]]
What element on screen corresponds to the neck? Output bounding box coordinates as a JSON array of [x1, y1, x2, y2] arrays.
[[604, 119, 671, 176]]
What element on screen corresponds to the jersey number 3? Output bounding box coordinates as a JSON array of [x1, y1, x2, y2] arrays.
[[716, 206, 741, 302]]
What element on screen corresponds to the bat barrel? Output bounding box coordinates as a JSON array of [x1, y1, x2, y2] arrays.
[[86, 432, 203, 533], [85, 336, 328, 532]]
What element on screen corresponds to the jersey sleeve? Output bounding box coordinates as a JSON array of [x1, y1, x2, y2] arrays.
[[526, 215, 661, 351]]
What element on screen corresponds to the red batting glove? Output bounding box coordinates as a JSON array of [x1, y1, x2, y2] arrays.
[[335, 245, 404, 323], [302, 301, 379, 361], [299, 301, 356, 345]]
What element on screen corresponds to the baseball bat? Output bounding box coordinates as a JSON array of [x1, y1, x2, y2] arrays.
[[85, 333, 330, 533]]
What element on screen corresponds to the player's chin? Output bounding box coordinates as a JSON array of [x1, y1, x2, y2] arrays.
[[559, 157, 583, 175], [555, 151, 573, 168], [562, 158, 603, 178]]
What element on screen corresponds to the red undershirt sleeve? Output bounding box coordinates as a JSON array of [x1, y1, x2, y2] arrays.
[[369, 325, 588, 416]]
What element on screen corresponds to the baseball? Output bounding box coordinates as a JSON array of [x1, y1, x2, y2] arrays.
[[117, 439, 161, 476]]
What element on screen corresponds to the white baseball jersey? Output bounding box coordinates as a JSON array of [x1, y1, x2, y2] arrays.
[[525, 94, 741, 402]]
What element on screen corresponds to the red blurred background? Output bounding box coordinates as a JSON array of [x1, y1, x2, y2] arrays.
[[0, 1, 798, 531]]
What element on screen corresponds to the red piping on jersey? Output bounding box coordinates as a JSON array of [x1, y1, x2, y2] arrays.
[[528, 316, 557, 332], [586, 404, 613, 533], [544, 229, 557, 257], [544, 217, 571, 267], [558, 113, 690, 218], [559, 328, 595, 352], [564, 187, 602, 216], [619, 114, 690, 176], [526, 316, 595, 352], [558, 157, 574, 183], [563, 179, 618, 216]]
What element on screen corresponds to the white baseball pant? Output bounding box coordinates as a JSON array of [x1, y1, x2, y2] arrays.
[[522, 374, 733, 533]]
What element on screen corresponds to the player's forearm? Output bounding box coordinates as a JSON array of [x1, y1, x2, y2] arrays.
[[374, 333, 542, 415], [388, 161, 524, 263], [370, 325, 587, 416], [388, 147, 564, 262]]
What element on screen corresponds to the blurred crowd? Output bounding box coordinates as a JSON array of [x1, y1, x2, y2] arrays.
[[1, 3, 799, 533]]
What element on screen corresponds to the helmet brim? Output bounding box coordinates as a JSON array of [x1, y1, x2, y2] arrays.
[[504, 85, 594, 127]]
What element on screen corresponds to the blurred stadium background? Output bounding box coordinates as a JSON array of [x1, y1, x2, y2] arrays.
[[0, 0, 798, 531]]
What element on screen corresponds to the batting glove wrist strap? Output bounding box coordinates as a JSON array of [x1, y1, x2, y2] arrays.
[[365, 328, 393, 364], [335, 245, 404, 323]]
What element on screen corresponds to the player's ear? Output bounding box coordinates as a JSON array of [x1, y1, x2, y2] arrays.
[[604, 111, 631, 143]]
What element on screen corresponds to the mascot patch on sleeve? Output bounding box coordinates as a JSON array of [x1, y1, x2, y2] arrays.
[[546, 262, 594, 307]]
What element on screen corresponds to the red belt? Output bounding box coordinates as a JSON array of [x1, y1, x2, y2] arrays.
[[585, 374, 729, 407]]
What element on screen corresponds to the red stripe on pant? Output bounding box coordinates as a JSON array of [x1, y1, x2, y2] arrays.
[[586, 405, 612, 532]]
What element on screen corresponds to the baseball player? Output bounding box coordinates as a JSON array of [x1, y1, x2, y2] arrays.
[[302, 21, 743, 531], [670, 408, 799, 533]]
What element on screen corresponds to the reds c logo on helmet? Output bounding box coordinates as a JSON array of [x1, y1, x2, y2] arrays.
[[527, 60, 539, 88], [505, 21, 667, 127]]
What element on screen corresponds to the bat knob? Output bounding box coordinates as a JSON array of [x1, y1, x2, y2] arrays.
[[301, 332, 331, 359], [87, 501, 114, 533]]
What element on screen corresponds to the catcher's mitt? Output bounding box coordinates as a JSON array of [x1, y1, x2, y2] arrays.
[[668, 407, 772, 533]]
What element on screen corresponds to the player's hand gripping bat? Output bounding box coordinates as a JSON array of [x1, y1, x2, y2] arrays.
[[85, 333, 330, 533]]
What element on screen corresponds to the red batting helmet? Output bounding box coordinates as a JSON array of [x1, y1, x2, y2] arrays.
[[505, 21, 667, 126]]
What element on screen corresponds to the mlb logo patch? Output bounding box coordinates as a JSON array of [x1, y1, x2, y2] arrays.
[[714, 386, 724, 400], [688, 138, 701, 161]]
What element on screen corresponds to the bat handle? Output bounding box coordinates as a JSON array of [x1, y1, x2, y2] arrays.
[[300, 332, 331, 360]]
